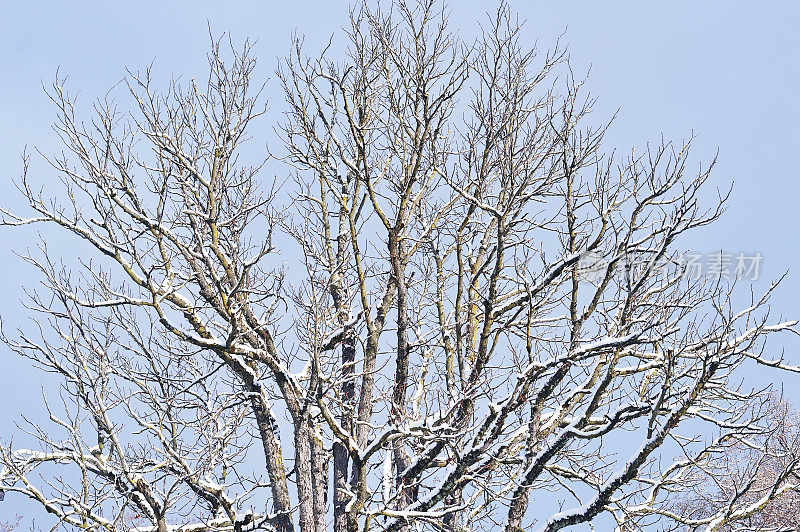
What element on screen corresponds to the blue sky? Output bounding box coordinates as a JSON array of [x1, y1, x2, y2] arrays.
[[1, 0, 799, 524]]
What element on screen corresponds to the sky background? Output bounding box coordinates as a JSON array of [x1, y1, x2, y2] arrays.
[[1, 0, 799, 525]]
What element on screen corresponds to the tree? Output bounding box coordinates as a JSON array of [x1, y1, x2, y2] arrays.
[[0, 516, 20, 532], [671, 394, 800, 531], [1, 1, 798, 531]]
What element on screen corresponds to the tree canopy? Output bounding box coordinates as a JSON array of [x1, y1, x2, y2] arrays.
[[1, 2, 799, 531]]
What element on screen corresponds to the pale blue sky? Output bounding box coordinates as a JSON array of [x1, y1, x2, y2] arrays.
[[1, 0, 799, 524]]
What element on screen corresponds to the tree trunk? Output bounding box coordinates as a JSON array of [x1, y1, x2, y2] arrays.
[[311, 426, 327, 532], [334, 328, 356, 532], [250, 396, 294, 532], [294, 418, 315, 532], [389, 230, 413, 527]]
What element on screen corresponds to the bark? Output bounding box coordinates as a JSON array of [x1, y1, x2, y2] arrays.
[[389, 228, 414, 521], [294, 418, 315, 532], [333, 329, 356, 532], [249, 397, 294, 532], [311, 428, 327, 532]]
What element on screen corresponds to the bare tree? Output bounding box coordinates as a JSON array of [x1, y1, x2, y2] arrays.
[[670, 394, 800, 531], [0, 516, 20, 532], [1, 2, 799, 531]]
